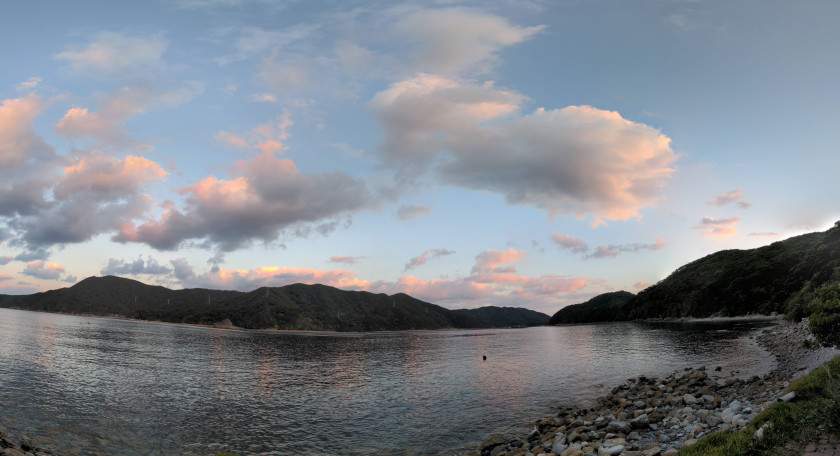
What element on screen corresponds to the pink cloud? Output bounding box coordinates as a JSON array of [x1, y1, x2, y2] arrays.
[[471, 248, 526, 274], [184, 265, 369, 291], [115, 150, 370, 251], [55, 154, 168, 198], [697, 216, 741, 241], [215, 112, 293, 154], [706, 190, 751, 209], [21, 260, 66, 280], [0, 94, 53, 169], [0, 274, 13, 281], [748, 232, 780, 237], [329, 255, 367, 264]]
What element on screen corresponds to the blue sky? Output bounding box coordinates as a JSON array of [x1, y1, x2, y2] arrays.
[[1, 0, 838, 314]]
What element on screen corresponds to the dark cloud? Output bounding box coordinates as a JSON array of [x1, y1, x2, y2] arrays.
[[585, 239, 666, 260], [13, 248, 51, 262], [170, 258, 196, 281], [114, 151, 372, 251], [101, 256, 172, 276]]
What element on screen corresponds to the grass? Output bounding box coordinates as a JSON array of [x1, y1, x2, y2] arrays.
[[678, 355, 840, 456]]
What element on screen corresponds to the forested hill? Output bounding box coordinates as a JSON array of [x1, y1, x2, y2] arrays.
[[0, 276, 549, 331], [551, 222, 840, 324], [454, 306, 550, 327]]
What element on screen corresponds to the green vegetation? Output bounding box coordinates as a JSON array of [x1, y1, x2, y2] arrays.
[[0, 276, 549, 331], [547, 291, 634, 324], [678, 355, 840, 456], [809, 282, 840, 347], [552, 222, 840, 324]]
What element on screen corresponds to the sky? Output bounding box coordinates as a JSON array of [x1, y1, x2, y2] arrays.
[[1, 0, 839, 315]]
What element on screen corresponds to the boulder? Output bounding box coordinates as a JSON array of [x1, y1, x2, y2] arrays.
[[605, 420, 631, 434]]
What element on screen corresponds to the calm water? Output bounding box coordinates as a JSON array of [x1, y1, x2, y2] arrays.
[[0, 308, 775, 455]]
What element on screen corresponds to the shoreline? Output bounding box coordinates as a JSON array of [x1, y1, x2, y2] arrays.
[[463, 319, 840, 456]]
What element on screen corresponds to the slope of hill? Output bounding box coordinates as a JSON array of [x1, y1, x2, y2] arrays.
[[0, 276, 545, 331], [551, 222, 840, 324], [548, 291, 634, 324], [454, 306, 550, 327]]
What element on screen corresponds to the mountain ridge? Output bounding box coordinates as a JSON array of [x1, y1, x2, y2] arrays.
[[0, 276, 549, 331], [551, 222, 840, 324]]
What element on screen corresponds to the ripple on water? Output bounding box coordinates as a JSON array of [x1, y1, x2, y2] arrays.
[[0, 308, 775, 455]]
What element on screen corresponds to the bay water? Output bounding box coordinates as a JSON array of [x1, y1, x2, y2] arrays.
[[0, 308, 776, 455]]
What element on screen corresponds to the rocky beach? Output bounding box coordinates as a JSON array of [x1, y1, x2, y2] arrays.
[[469, 319, 840, 456]]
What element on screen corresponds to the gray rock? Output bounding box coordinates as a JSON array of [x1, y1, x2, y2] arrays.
[[630, 414, 649, 429], [682, 394, 697, 405], [553, 443, 569, 454], [705, 415, 722, 427], [728, 399, 742, 410], [780, 391, 796, 402], [597, 445, 624, 456], [720, 408, 735, 424], [605, 420, 631, 434]]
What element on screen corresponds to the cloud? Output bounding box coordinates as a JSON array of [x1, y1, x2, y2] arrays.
[[54, 154, 168, 199], [21, 260, 65, 280], [101, 256, 172, 276], [258, 54, 312, 91], [585, 238, 666, 259], [62, 275, 78, 283], [252, 93, 278, 103], [394, 7, 545, 75], [748, 232, 780, 237], [171, 258, 196, 281], [114, 150, 371, 251], [13, 249, 51, 262], [55, 32, 167, 78], [404, 248, 455, 271], [396, 204, 431, 221], [214, 112, 292, 154], [11, 154, 166, 249], [696, 216, 741, 240], [54, 83, 205, 148], [0, 256, 12, 265], [0, 283, 36, 294], [16, 77, 42, 91], [329, 255, 367, 264], [706, 190, 751, 209], [551, 233, 589, 253], [370, 75, 677, 225], [0, 94, 54, 170], [180, 263, 369, 291], [0, 274, 12, 281], [634, 281, 650, 290]]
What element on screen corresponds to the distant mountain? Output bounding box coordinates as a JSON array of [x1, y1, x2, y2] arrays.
[[548, 291, 634, 325], [0, 276, 547, 331], [550, 222, 840, 324], [455, 306, 550, 327]]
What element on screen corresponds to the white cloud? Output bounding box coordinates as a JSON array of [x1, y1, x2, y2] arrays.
[[696, 216, 741, 241], [370, 75, 677, 225], [56, 32, 167, 78], [393, 7, 545, 75]]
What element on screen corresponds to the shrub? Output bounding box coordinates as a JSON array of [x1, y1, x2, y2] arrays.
[[809, 282, 840, 347]]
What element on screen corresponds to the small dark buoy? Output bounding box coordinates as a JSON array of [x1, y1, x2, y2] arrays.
[[482, 355, 486, 361]]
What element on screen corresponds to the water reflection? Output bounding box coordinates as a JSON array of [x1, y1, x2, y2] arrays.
[[0, 309, 775, 455]]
